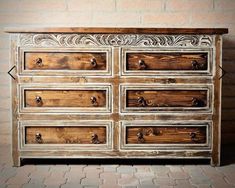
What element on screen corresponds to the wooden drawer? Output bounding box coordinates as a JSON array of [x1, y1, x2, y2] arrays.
[[120, 121, 211, 150], [20, 120, 113, 150], [19, 48, 112, 76], [120, 84, 211, 113], [20, 84, 112, 113], [121, 48, 211, 76]]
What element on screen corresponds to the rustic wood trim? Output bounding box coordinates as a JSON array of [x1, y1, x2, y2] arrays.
[[10, 34, 21, 166], [19, 150, 212, 158], [5, 27, 228, 34], [211, 35, 222, 166]]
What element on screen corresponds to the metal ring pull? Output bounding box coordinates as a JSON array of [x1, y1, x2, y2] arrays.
[[192, 97, 204, 107], [137, 132, 145, 143], [138, 59, 147, 69], [90, 96, 97, 105], [90, 58, 97, 68], [35, 96, 42, 104], [35, 58, 43, 66], [189, 132, 196, 141], [91, 133, 100, 144], [137, 97, 147, 107], [35, 132, 43, 143]]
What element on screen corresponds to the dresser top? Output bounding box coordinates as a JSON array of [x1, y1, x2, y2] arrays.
[[5, 27, 228, 34]]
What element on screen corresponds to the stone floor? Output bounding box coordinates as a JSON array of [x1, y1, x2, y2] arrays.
[[0, 145, 235, 188]]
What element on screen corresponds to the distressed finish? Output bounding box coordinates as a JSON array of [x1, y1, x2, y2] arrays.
[[25, 52, 107, 70], [25, 89, 107, 108], [5, 27, 228, 166], [126, 90, 208, 108], [126, 126, 207, 144], [126, 52, 208, 71], [25, 126, 106, 144]]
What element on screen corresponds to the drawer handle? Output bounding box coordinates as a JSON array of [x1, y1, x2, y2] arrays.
[[35, 132, 43, 143], [90, 96, 97, 105], [138, 59, 147, 69], [90, 58, 97, 68], [91, 133, 100, 144], [189, 132, 196, 141], [166, 78, 176, 84], [137, 97, 147, 107], [35, 58, 43, 66], [192, 97, 204, 107], [137, 132, 145, 143], [35, 96, 42, 105], [191, 60, 206, 70]]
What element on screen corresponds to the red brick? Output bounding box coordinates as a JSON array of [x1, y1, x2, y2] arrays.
[[117, 0, 162, 11], [166, 0, 213, 11], [143, 12, 189, 25]]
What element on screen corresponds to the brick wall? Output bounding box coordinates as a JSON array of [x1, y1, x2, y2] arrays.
[[0, 0, 235, 147]]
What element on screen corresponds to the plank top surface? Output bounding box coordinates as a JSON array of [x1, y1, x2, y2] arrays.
[[5, 27, 228, 34]]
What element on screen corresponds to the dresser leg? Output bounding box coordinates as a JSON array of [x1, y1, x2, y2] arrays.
[[13, 157, 22, 167], [210, 157, 220, 167]]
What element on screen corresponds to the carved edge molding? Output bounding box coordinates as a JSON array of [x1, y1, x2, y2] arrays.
[[19, 34, 213, 47]]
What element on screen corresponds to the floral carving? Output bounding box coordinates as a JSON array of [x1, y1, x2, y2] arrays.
[[19, 34, 213, 47]]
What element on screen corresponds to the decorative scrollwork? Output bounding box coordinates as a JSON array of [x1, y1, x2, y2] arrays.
[[19, 34, 213, 47]]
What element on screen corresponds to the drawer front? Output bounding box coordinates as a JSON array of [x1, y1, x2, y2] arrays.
[[25, 52, 106, 70], [120, 121, 211, 150], [20, 84, 112, 113], [20, 120, 113, 150], [121, 48, 211, 76], [20, 48, 112, 76], [120, 85, 211, 113]]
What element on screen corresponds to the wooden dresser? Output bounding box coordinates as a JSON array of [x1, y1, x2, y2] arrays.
[[6, 28, 228, 166]]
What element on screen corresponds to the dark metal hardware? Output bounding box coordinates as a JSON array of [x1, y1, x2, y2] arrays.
[[138, 59, 147, 69], [137, 97, 147, 107], [137, 132, 145, 143], [90, 58, 97, 68], [91, 133, 100, 144], [35, 132, 43, 143]]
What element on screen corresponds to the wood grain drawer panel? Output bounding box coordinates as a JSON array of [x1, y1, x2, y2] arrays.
[[20, 84, 112, 113], [127, 90, 207, 108], [121, 48, 212, 76], [25, 90, 106, 108], [120, 121, 211, 150], [126, 53, 207, 70], [120, 85, 212, 113], [25, 52, 106, 70], [25, 126, 106, 144], [20, 120, 113, 151], [126, 127, 206, 144], [19, 48, 112, 76]]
